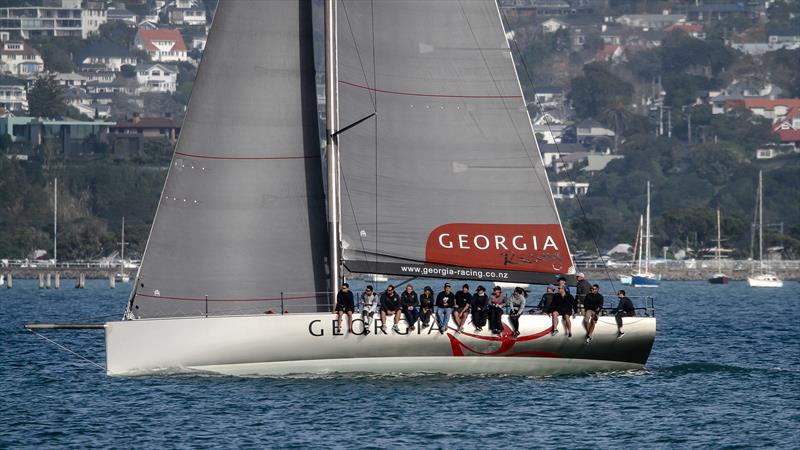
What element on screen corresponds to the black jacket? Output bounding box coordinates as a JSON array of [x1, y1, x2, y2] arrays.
[[380, 292, 400, 310], [472, 293, 489, 312], [419, 293, 434, 309], [401, 290, 418, 309], [436, 291, 456, 308], [335, 290, 354, 310], [552, 292, 577, 315], [455, 291, 472, 309], [584, 292, 604, 312], [615, 296, 635, 315]]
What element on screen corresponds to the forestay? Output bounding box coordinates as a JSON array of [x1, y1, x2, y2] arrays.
[[336, 0, 574, 284], [127, 0, 328, 319]]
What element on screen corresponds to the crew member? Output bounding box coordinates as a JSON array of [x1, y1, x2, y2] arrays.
[[575, 272, 592, 314], [334, 282, 355, 334], [488, 286, 506, 336], [583, 284, 604, 343], [538, 287, 554, 315], [614, 290, 636, 337], [551, 285, 576, 337], [379, 285, 401, 333], [419, 286, 435, 328], [471, 285, 489, 332], [400, 284, 419, 332], [453, 283, 472, 333], [360, 285, 378, 334], [435, 283, 456, 334], [509, 287, 526, 338]]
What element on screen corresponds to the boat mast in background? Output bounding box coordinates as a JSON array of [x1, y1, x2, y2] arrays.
[[645, 180, 651, 275], [325, 0, 340, 301], [53, 177, 57, 266]]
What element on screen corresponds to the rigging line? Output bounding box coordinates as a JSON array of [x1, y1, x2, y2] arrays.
[[340, 0, 377, 111], [332, 112, 376, 138], [458, 1, 551, 213], [339, 158, 370, 265], [371, 0, 378, 269], [26, 328, 105, 370], [498, 8, 617, 291]]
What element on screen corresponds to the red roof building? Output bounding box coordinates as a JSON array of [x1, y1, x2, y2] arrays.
[[725, 99, 800, 120], [134, 28, 188, 63], [772, 106, 800, 150]]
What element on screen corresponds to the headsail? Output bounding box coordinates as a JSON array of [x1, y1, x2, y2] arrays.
[[336, 0, 573, 284], [128, 0, 328, 318]]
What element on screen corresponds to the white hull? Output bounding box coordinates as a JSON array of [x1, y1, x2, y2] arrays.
[[619, 275, 632, 285], [747, 275, 783, 288], [0, 274, 4, 286], [106, 313, 656, 376]]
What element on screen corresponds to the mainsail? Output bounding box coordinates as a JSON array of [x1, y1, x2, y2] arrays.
[[336, 0, 573, 284], [127, 0, 328, 318]]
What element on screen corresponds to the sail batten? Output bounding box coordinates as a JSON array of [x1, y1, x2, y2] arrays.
[[337, 0, 573, 284], [129, 0, 328, 319]]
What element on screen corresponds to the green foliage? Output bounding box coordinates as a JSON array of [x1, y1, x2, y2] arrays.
[[28, 74, 67, 119], [30, 37, 82, 73], [90, 21, 137, 49], [569, 63, 633, 118], [767, 0, 800, 27], [762, 49, 800, 97], [174, 81, 194, 105], [660, 31, 735, 76]]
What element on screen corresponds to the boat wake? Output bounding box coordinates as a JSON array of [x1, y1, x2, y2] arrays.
[[652, 362, 794, 375]]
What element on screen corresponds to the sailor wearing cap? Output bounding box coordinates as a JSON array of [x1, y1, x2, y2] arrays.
[[435, 283, 456, 334]]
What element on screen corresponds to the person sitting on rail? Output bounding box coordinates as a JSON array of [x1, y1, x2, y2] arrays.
[[379, 285, 402, 333], [360, 285, 378, 335], [488, 286, 506, 336], [419, 286, 435, 328], [435, 283, 456, 334], [400, 284, 419, 332], [575, 272, 592, 314], [334, 282, 355, 334], [583, 284, 604, 343], [453, 283, 472, 333], [551, 285, 576, 337], [471, 285, 489, 332], [509, 287, 526, 338], [556, 276, 571, 295], [613, 290, 636, 338], [538, 287, 554, 315]]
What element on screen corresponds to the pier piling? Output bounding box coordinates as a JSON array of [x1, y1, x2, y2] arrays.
[[54, 273, 60, 289], [109, 275, 116, 289], [5, 273, 11, 289], [39, 273, 45, 289], [46, 273, 52, 289]]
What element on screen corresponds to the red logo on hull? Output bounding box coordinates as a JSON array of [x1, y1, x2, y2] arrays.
[[425, 223, 570, 273]]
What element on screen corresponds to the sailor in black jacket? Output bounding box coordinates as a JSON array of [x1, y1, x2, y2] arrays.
[[471, 285, 489, 331], [550, 286, 576, 337], [400, 284, 419, 331], [334, 283, 355, 333], [613, 290, 636, 337], [582, 284, 604, 343]]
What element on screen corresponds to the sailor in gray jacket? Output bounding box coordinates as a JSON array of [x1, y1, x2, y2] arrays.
[[360, 285, 378, 334], [509, 287, 526, 338]]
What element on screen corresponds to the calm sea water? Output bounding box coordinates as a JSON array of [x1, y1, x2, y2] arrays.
[[1, 279, 798, 449]]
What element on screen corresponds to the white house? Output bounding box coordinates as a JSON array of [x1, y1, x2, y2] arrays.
[[551, 181, 590, 199], [134, 28, 189, 62], [0, 41, 43, 76], [54, 72, 89, 88], [0, 75, 27, 110], [135, 63, 178, 93], [576, 119, 615, 143], [541, 18, 567, 33]]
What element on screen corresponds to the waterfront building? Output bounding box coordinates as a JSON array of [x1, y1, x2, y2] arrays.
[[0, 115, 114, 155]]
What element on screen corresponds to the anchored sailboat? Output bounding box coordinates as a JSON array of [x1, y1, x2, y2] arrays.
[[748, 171, 783, 288], [708, 208, 729, 284], [630, 181, 660, 288], [95, 0, 655, 376]]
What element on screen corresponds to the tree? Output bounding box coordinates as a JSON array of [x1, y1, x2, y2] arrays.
[[28, 74, 67, 119], [569, 63, 633, 118], [121, 64, 137, 78], [601, 100, 633, 150]]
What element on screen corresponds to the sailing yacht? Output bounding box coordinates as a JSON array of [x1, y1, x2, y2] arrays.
[[708, 208, 729, 284], [97, 1, 656, 376], [748, 171, 783, 288], [619, 216, 642, 286], [630, 181, 660, 288]]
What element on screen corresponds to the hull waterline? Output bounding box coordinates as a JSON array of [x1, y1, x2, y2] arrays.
[[106, 313, 656, 376]]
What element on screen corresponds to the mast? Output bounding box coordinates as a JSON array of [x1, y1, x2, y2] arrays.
[[53, 177, 57, 266], [120, 216, 125, 272], [630, 218, 640, 268], [637, 215, 644, 273], [758, 170, 763, 272], [716, 208, 721, 273], [645, 181, 651, 274], [325, 0, 341, 301]]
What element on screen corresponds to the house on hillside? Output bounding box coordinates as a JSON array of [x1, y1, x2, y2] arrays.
[[0, 0, 107, 40], [135, 63, 177, 93], [0, 115, 114, 155], [0, 41, 43, 76], [666, 23, 706, 40], [164, 0, 207, 26], [107, 4, 138, 27], [134, 28, 188, 62], [74, 43, 138, 71], [709, 81, 783, 114], [551, 181, 590, 199], [687, 3, 753, 22], [534, 85, 563, 106], [724, 99, 800, 120], [53, 72, 89, 88], [575, 119, 614, 143], [0, 75, 27, 111], [772, 106, 800, 151], [616, 14, 686, 29], [767, 25, 800, 44], [539, 143, 586, 168], [110, 114, 181, 156], [541, 17, 568, 33]]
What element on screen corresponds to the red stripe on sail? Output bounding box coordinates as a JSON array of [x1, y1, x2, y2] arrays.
[[339, 80, 522, 100], [175, 151, 320, 161]]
